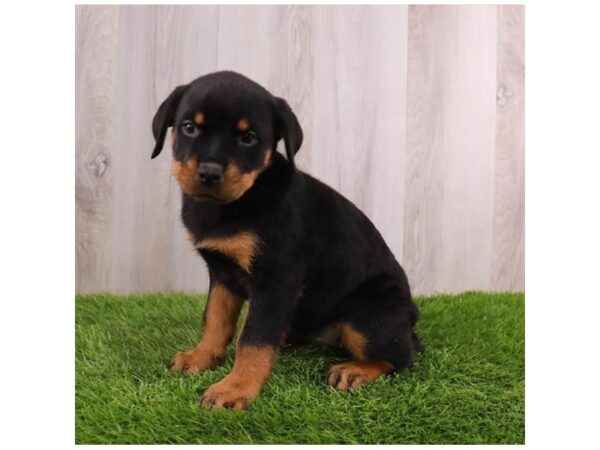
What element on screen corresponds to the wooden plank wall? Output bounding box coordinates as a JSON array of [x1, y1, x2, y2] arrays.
[[75, 5, 525, 295]]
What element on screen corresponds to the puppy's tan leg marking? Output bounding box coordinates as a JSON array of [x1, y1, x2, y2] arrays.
[[317, 323, 368, 357], [200, 345, 276, 410], [338, 323, 369, 360], [170, 283, 243, 375], [326, 323, 394, 391]]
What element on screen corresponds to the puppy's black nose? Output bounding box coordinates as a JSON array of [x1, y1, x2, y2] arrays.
[[197, 163, 224, 187]]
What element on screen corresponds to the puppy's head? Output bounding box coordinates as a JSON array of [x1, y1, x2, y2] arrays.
[[151, 71, 303, 204]]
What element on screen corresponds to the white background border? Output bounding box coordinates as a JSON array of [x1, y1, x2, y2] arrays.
[[1, 0, 599, 448]]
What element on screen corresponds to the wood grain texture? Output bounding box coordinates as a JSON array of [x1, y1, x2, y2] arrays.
[[492, 5, 525, 291], [154, 6, 219, 293], [215, 5, 315, 172], [75, 5, 524, 295], [77, 6, 219, 293], [311, 6, 408, 259], [109, 6, 167, 293], [75, 5, 119, 292], [268, 6, 314, 173], [404, 6, 498, 295]]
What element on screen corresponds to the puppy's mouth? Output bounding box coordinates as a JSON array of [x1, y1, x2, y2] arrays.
[[190, 193, 227, 205]]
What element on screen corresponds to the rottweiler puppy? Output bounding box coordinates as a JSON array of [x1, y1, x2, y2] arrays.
[[151, 71, 422, 410]]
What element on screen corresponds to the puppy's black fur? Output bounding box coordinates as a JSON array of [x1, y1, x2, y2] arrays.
[[152, 71, 421, 409]]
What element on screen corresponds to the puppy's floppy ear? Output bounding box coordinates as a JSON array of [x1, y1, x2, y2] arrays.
[[274, 97, 303, 169], [151, 84, 188, 159]]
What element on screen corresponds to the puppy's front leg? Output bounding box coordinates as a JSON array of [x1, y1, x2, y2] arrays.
[[199, 344, 277, 411], [200, 286, 296, 410], [170, 283, 243, 374]]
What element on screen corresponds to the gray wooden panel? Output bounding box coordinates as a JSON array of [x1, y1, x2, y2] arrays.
[[267, 6, 315, 174], [215, 5, 315, 174], [215, 6, 275, 84], [109, 6, 169, 293], [404, 6, 498, 295], [75, 5, 525, 295], [110, 5, 219, 293], [492, 5, 525, 291], [310, 6, 408, 260], [153, 6, 220, 293], [75, 5, 119, 292]]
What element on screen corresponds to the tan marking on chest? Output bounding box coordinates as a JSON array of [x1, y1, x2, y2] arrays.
[[195, 231, 260, 273]]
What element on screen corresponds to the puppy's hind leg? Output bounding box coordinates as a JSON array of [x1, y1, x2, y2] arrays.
[[327, 283, 419, 391]]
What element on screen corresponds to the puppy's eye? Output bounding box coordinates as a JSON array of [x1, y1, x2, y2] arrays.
[[180, 121, 199, 138], [239, 131, 258, 146]]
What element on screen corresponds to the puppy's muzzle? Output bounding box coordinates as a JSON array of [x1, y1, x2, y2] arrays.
[[198, 162, 224, 187]]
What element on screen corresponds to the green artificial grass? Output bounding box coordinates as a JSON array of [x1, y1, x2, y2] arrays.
[[75, 291, 524, 444]]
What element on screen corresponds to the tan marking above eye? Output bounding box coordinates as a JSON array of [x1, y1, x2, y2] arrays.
[[237, 118, 250, 131], [194, 112, 205, 125]]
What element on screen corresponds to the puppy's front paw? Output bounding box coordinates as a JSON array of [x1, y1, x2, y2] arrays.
[[170, 347, 223, 375], [200, 378, 257, 411]]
